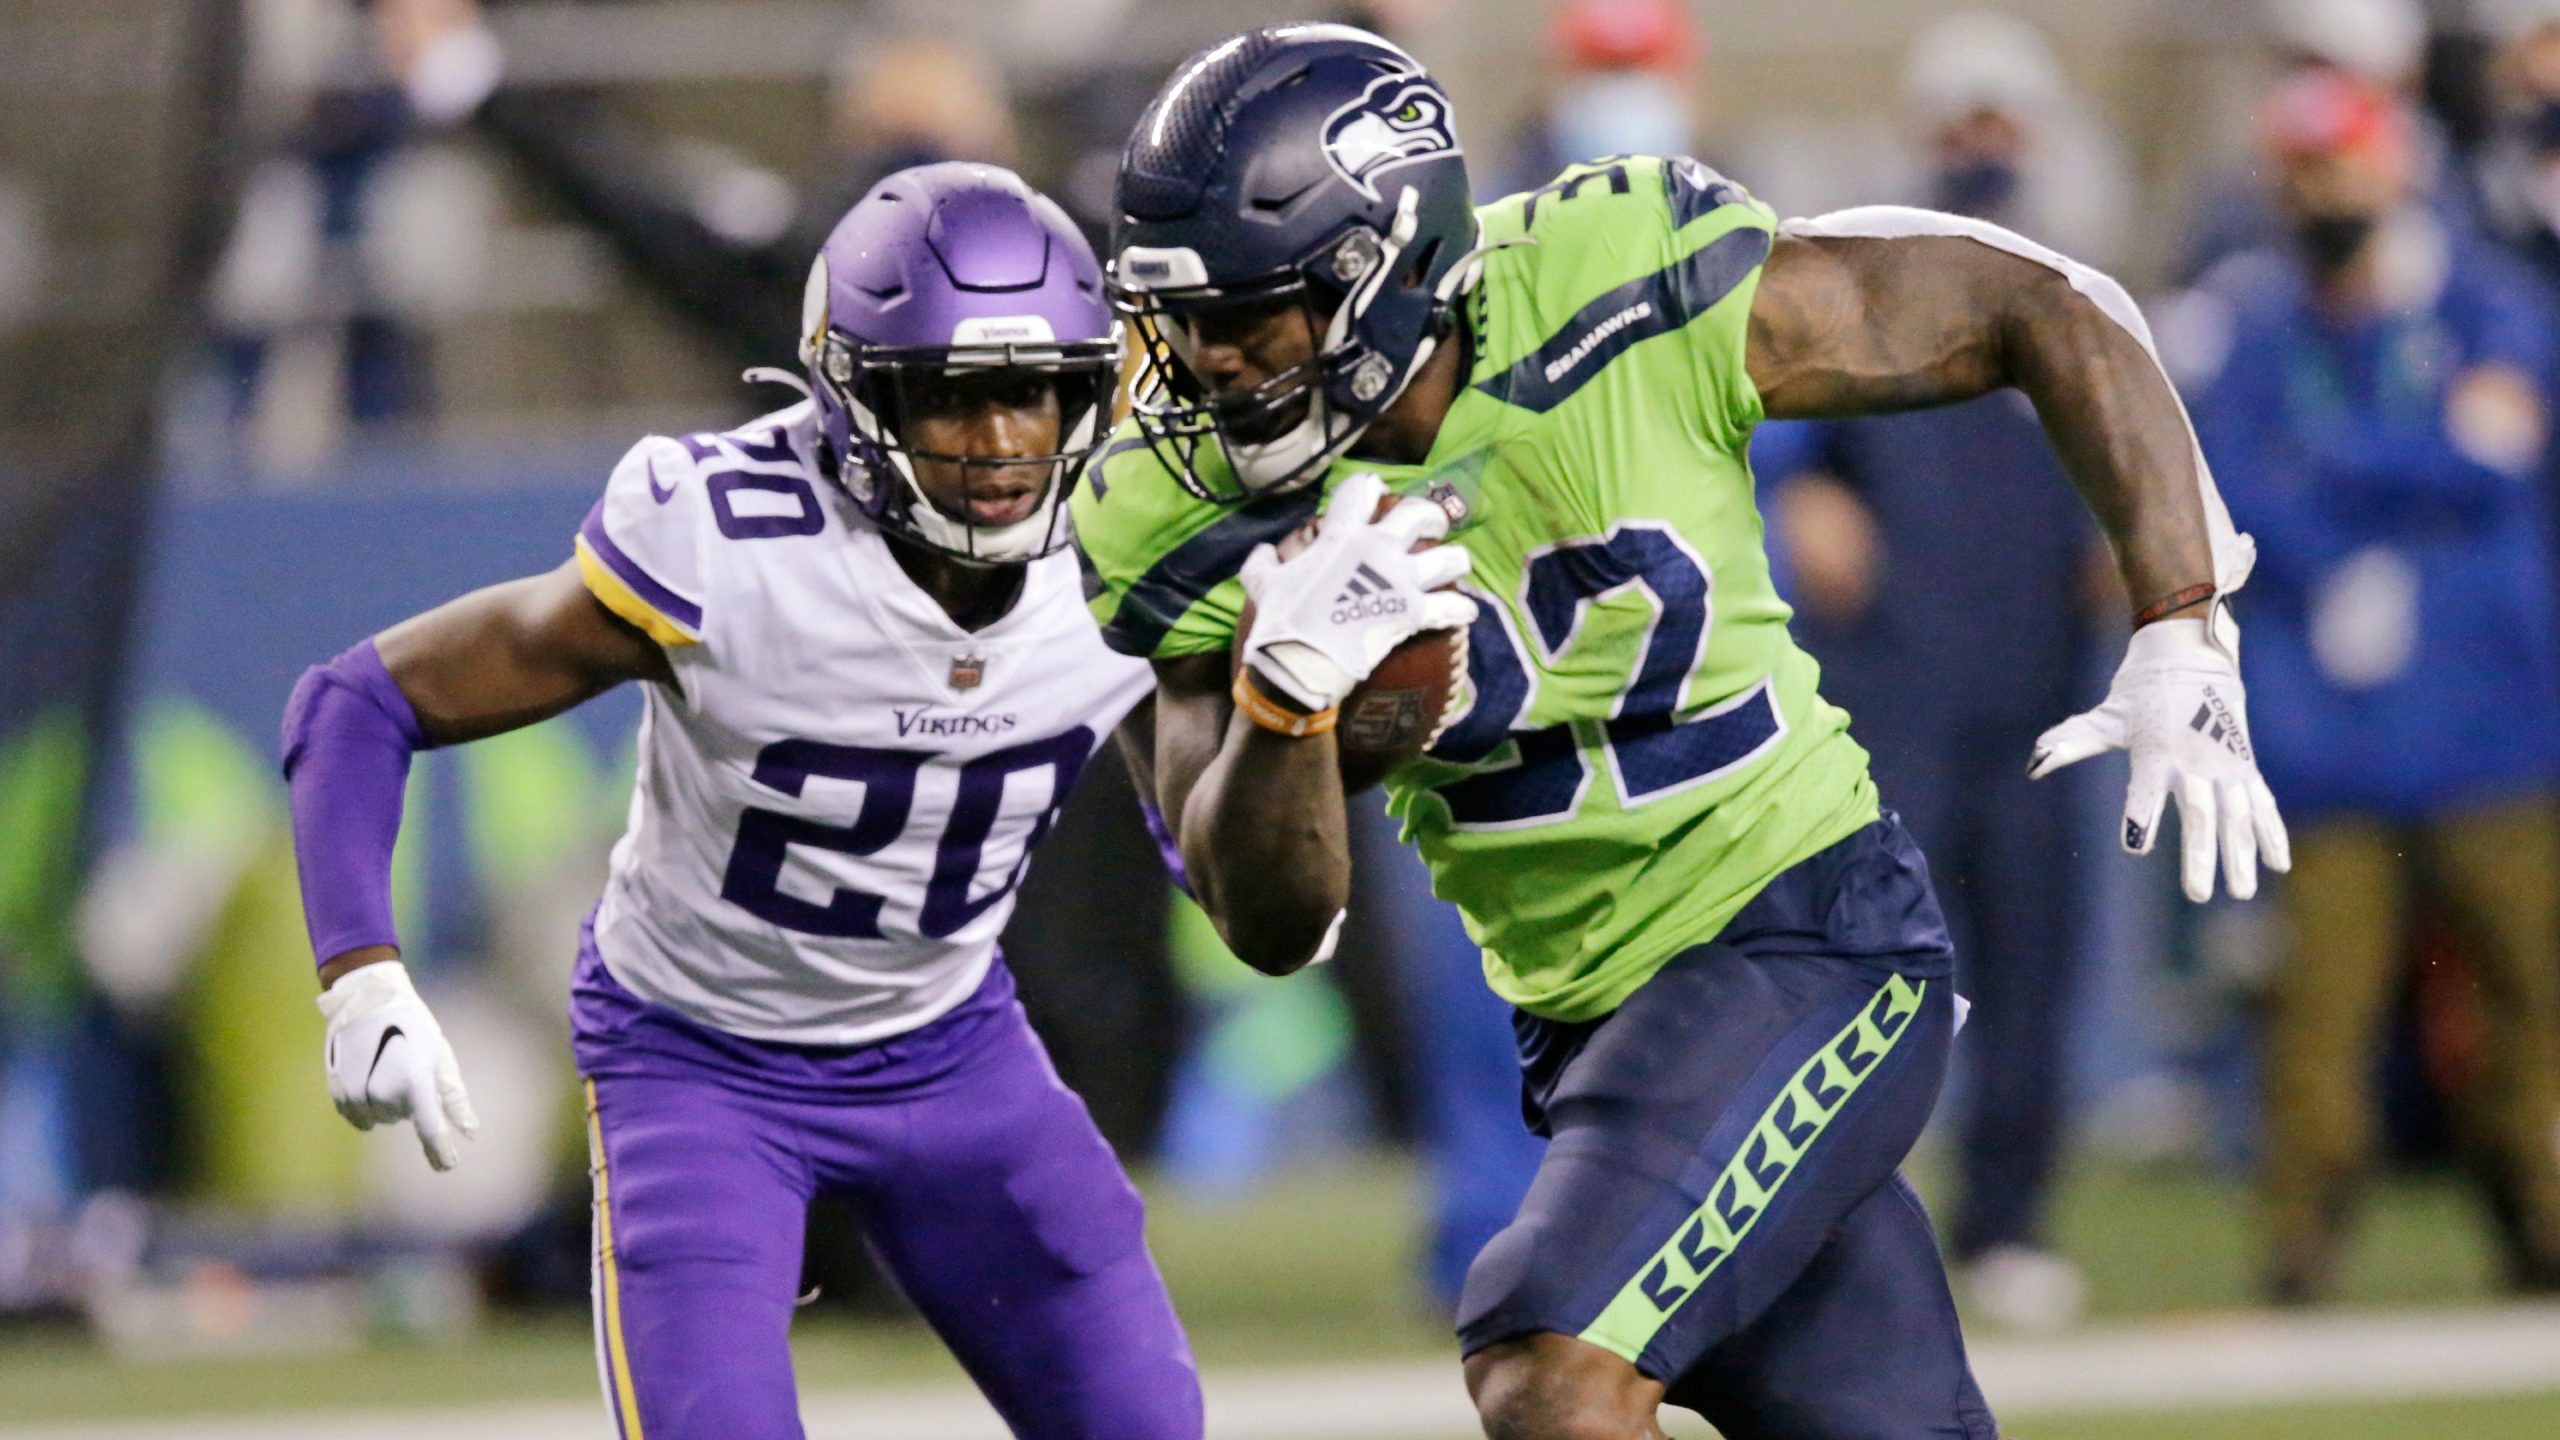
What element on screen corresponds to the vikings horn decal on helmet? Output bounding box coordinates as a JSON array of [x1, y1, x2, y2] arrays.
[[1111, 24, 1483, 501], [799, 162, 1118, 562]]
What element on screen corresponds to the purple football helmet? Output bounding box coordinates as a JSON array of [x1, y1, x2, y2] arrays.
[[800, 163, 1117, 562]]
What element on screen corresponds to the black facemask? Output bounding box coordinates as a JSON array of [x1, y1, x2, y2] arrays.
[[1932, 159, 2021, 221], [2293, 212, 2376, 273], [2528, 99, 2560, 153]]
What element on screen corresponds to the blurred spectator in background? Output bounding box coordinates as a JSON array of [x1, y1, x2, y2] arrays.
[[2179, 0, 2461, 282], [1896, 11, 2132, 268], [1752, 10, 2112, 1334], [2480, 4, 2560, 297], [2480, 0, 2560, 652], [211, 0, 460, 470], [1486, 0, 1699, 197], [2174, 68, 2560, 1304], [2267, 0, 2431, 91], [378, 0, 1017, 372]]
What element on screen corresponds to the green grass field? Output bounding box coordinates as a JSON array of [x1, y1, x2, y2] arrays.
[[0, 1154, 2549, 1435], [2008, 1393, 2560, 1440]]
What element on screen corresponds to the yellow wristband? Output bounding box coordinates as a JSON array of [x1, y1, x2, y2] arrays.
[[1231, 670, 1339, 738]]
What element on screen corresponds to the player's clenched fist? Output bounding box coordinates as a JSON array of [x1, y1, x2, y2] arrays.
[[1237, 472, 1477, 713], [2028, 606, 2292, 903], [317, 961, 479, 1171]]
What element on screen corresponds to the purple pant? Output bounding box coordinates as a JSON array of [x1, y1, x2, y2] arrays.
[[572, 925, 1202, 1439]]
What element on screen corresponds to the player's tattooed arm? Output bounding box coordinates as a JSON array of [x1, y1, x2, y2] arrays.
[[1746, 232, 2216, 618], [1148, 652, 1351, 975], [376, 557, 674, 747]]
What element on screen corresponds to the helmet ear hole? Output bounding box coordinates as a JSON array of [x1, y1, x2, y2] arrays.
[[1403, 237, 1442, 291]]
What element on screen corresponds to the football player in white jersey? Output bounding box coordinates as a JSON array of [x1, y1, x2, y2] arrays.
[[280, 164, 1201, 1440]]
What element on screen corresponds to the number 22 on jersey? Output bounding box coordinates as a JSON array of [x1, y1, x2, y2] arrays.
[[1429, 522, 1783, 829]]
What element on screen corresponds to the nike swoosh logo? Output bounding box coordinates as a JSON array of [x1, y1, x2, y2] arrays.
[[366, 1025, 405, 1087], [647, 459, 677, 505]]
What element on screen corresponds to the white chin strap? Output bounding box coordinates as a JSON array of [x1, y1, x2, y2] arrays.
[[742, 365, 812, 398], [885, 446, 1063, 561], [1225, 391, 1347, 491]]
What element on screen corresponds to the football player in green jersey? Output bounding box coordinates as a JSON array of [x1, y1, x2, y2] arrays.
[[1077, 24, 2288, 1440]]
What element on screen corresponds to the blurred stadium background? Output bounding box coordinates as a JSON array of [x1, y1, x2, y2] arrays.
[[7, 0, 2560, 1435]]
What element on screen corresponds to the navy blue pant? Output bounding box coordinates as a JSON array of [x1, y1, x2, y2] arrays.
[[1455, 817, 1996, 1438], [1865, 714, 2081, 1257]]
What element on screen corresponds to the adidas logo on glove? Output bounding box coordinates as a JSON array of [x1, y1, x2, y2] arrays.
[[2187, 685, 2251, 760], [1331, 564, 1411, 625]]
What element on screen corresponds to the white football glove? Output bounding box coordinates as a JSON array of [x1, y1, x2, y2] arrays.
[[1238, 472, 1477, 712], [317, 960, 478, 1171], [2028, 608, 2292, 903]]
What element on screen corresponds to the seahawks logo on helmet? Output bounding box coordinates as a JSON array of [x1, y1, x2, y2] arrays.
[[1321, 72, 1460, 202]]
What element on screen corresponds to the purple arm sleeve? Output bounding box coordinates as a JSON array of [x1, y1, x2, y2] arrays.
[[281, 640, 434, 967], [1137, 796, 1195, 901]]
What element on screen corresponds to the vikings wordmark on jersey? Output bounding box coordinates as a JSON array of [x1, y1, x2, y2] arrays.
[[578, 401, 1153, 1045]]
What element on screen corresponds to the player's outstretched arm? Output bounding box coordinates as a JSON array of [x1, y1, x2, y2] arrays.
[[373, 557, 674, 748], [1745, 211, 2288, 902], [1749, 226, 2214, 611], [284, 560, 668, 1169]]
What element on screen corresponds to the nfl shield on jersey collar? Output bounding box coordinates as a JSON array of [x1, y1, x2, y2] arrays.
[[846, 521, 1096, 701]]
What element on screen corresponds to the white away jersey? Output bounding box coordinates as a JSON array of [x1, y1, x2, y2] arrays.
[[573, 401, 1154, 1044]]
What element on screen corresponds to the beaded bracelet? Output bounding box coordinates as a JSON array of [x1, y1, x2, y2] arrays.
[[2133, 581, 2217, 628]]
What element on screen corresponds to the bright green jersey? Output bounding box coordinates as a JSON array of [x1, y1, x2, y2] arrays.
[[1076, 156, 1877, 1021]]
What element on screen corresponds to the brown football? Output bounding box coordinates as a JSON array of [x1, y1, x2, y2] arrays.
[[1235, 494, 1467, 794]]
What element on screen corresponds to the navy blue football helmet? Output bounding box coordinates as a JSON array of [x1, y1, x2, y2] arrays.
[[1112, 24, 1480, 500]]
